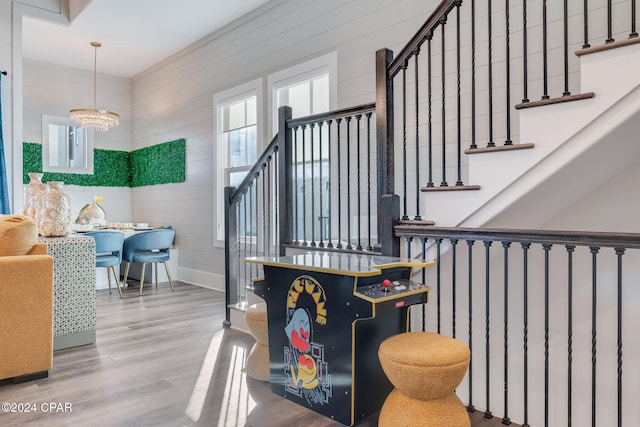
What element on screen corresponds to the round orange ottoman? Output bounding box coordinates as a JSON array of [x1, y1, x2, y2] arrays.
[[245, 302, 270, 381], [378, 332, 471, 427]]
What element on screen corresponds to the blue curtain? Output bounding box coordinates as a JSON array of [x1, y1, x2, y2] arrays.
[[0, 73, 10, 214]]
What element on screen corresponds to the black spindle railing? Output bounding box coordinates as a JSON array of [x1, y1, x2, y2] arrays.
[[396, 225, 640, 426], [286, 103, 376, 253]]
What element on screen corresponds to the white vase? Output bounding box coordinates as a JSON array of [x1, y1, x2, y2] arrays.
[[23, 172, 44, 219], [39, 181, 72, 237]]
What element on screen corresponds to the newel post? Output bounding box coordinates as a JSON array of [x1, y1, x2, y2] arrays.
[[376, 48, 400, 256], [277, 105, 293, 256], [223, 185, 237, 327]]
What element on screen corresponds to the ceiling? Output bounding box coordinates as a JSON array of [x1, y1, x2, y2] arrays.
[[22, 0, 272, 78]]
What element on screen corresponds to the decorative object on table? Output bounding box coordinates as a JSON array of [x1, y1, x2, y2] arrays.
[[22, 172, 44, 219], [33, 180, 49, 230], [38, 181, 72, 237], [75, 195, 106, 225]]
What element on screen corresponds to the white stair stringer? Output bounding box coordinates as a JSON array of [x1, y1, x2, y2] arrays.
[[424, 42, 640, 228]]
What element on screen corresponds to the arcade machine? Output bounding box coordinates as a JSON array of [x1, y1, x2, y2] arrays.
[[246, 251, 433, 425]]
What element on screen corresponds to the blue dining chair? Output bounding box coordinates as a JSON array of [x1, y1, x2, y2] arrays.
[[84, 230, 125, 299], [122, 228, 175, 296]]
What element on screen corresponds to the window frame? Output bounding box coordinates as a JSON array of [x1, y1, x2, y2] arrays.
[[213, 78, 263, 247], [267, 51, 338, 137], [41, 114, 94, 174]]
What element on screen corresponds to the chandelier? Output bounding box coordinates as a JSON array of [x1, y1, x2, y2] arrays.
[[70, 42, 119, 132]]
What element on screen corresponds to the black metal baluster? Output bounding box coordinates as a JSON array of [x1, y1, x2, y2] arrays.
[[268, 155, 273, 255], [436, 238, 443, 333], [293, 127, 299, 245], [615, 247, 625, 427], [522, 243, 531, 427], [273, 149, 278, 251], [402, 63, 409, 219], [301, 125, 308, 246], [502, 241, 511, 425], [590, 246, 600, 427], [606, 0, 614, 43], [456, 3, 464, 183], [346, 116, 353, 250], [366, 113, 373, 251], [441, 23, 448, 186], [336, 118, 343, 249], [488, 0, 495, 147], [422, 237, 428, 331], [251, 181, 257, 276], [542, 0, 550, 100], [484, 240, 493, 419], [451, 239, 458, 337], [414, 51, 423, 215], [310, 123, 316, 247], [471, 0, 478, 148], [427, 36, 435, 185], [318, 122, 324, 248], [243, 192, 249, 295], [236, 201, 242, 307], [467, 239, 476, 412], [583, 0, 591, 48], [522, 0, 529, 103], [504, 0, 513, 147], [262, 164, 266, 257], [406, 236, 413, 259], [543, 243, 552, 427], [356, 114, 363, 251], [566, 245, 575, 427], [563, 0, 571, 96], [327, 120, 333, 248], [631, 0, 638, 38]]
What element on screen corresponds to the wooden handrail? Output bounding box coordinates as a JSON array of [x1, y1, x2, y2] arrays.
[[394, 225, 640, 249], [286, 103, 375, 128], [229, 134, 278, 206], [388, 0, 459, 78]]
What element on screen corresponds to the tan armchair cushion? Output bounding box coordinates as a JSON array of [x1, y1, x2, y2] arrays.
[[0, 215, 38, 256]]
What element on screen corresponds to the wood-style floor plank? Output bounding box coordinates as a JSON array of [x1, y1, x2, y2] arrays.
[[0, 282, 519, 426]]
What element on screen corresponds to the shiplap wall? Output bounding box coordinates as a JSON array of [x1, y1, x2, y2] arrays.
[[130, 0, 439, 289]]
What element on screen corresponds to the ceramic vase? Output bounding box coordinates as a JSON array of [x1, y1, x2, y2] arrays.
[[33, 180, 49, 229], [39, 181, 72, 237], [23, 172, 44, 220]]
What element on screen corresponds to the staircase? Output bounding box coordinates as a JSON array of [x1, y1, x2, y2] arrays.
[[224, 1, 640, 424], [428, 40, 640, 229]]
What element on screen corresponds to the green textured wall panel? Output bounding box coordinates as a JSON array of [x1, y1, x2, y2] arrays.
[[129, 139, 185, 187], [23, 139, 186, 188]]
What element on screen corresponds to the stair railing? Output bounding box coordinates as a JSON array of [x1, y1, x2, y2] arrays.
[[395, 225, 640, 426], [377, 0, 640, 222]]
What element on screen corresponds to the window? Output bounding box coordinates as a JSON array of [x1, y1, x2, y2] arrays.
[[42, 115, 94, 174], [268, 51, 337, 135], [268, 52, 337, 241], [214, 79, 263, 244]]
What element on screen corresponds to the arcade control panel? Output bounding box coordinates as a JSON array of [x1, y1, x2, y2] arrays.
[[354, 278, 429, 303]]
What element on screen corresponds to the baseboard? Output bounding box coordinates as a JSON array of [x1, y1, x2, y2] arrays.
[[54, 331, 96, 351], [10, 370, 48, 384], [177, 267, 225, 292]]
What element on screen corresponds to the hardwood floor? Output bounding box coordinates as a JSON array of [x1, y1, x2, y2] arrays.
[[0, 282, 519, 426]]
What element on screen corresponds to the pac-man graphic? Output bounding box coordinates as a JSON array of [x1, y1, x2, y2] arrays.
[[285, 308, 311, 352], [284, 275, 332, 405]]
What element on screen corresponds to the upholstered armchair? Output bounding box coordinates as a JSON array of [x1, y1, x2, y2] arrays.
[[0, 215, 54, 383]]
